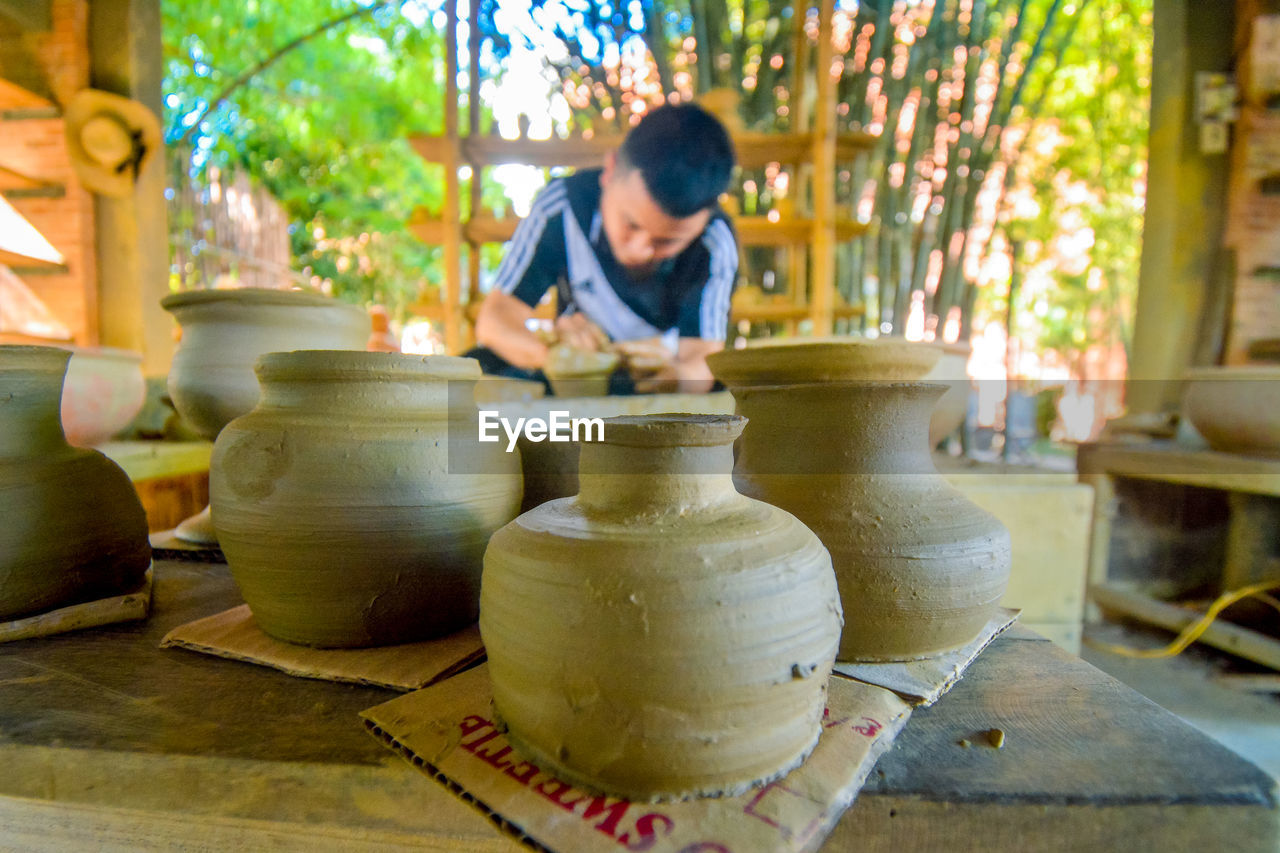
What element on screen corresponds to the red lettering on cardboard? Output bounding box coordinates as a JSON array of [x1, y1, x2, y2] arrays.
[[852, 717, 882, 737], [472, 742, 516, 771], [533, 778, 587, 812], [627, 813, 675, 852], [459, 728, 503, 753], [459, 714, 492, 738], [504, 760, 541, 786], [580, 795, 631, 839]]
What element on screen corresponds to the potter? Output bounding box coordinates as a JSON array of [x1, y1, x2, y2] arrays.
[[481, 414, 842, 801], [478, 410, 605, 452], [468, 104, 738, 393]]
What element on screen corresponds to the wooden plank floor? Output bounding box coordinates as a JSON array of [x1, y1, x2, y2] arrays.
[[0, 560, 1275, 851]]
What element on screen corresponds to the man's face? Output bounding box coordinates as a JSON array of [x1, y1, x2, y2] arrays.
[[599, 154, 712, 276]]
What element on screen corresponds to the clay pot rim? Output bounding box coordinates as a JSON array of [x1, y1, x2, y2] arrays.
[[1184, 366, 1280, 381], [254, 349, 482, 382], [0, 344, 73, 371], [707, 338, 941, 385], [60, 345, 143, 363], [600, 413, 746, 447], [728, 379, 951, 395], [161, 288, 361, 312]]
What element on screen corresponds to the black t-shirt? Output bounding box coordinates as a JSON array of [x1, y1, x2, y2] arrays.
[[491, 169, 739, 343]]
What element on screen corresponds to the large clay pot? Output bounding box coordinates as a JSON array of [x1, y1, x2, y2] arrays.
[[0, 346, 150, 620], [708, 343, 1011, 662], [1183, 367, 1280, 458], [59, 346, 146, 446], [161, 288, 368, 544], [481, 414, 842, 801], [211, 351, 523, 648]]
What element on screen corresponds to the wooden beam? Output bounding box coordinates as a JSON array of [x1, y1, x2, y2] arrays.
[[1090, 583, 1280, 671], [0, 0, 52, 30], [808, 0, 837, 336], [409, 131, 877, 171], [441, 0, 462, 355]]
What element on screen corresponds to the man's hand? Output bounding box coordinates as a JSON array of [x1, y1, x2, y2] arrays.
[[628, 337, 722, 394], [554, 313, 610, 352]]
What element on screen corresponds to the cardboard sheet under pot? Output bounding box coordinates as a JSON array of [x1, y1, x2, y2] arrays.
[[0, 346, 151, 621], [211, 351, 523, 648], [161, 288, 369, 545], [708, 341, 1012, 662], [480, 414, 842, 802]]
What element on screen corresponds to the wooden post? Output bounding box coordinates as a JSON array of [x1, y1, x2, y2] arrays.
[[788, 2, 812, 336], [442, 0, 463, 354], [808, 0, 837, 336], [88, 0, 173, 376], [465, 0, 482, 348]]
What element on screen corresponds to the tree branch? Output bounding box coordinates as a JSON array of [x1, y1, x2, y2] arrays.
[[179, 0, 404, 146]]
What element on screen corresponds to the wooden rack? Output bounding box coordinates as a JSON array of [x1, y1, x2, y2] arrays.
[[411, 0, 875, 353]]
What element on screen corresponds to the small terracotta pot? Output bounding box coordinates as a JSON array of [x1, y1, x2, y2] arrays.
[[1183, 367, 1280, 458], [481, 414, 842, 801], [161, 288, 368, 544], [0, 346, 150, 620], [211, 351, 523, 648]]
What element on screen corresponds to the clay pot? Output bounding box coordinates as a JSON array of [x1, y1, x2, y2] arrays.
[[0, 346, 150, 620], [708, 337, 939, 385], [211, 351, 523, 648], [161, 288, 368, 543], [708, 343, 1010, 662], [482, 391, 735, 512], [59, 346, 146, 446], [542, 345, 620, 397], [1183, 367, 1280, 458], [481, 414, 842, 801]]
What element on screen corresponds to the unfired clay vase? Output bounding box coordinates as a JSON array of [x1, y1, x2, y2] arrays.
[[1183, 367, 1280, 458], [60, 345, 146, 446], [708, 343, 1011, 662], [480, 414, 842, 801], [162, 288, 368, 543], [0, 346, 151, 620], [211, 351, 523, 648]]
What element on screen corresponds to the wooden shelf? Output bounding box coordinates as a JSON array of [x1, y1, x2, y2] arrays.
[[411, 209, 868, 248], [731, 302, 864, 321], [410, 129, 877, 171]]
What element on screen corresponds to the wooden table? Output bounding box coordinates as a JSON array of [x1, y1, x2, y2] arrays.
[[0, 560, 1275, 851], [1077, 441, 1280, 670]]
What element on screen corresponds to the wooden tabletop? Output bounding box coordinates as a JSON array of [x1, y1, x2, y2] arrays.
[[0, 559, 1275, 852]]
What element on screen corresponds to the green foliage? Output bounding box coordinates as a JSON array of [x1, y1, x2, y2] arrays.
[[162, 0, 448, 316]]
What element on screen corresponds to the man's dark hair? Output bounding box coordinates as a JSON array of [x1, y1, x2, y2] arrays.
[[618, 103, 736, 218]]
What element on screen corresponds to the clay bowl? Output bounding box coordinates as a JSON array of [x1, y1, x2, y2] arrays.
[[542, 345, 620, 397], [706, 336, 941, 386], [59, 345, 146, 446], [1183, 367, 1280, 457]]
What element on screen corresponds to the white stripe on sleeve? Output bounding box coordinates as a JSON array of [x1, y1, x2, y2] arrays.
[[699, 219, 738, 340]]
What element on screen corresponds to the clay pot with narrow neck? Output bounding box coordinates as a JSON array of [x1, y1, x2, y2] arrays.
[[0, 346, 151, 620], [480, 414, 842, 801], [161, 288, 369, 544], [211, 351, 523, 648], [708, 343, 1011, 662]]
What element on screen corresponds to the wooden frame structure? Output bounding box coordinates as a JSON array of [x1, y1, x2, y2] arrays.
[[408, 0, 877, 354]]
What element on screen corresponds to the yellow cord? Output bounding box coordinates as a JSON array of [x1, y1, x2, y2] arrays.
[[1087, 579, 1280, 659]]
